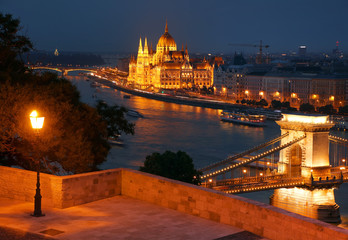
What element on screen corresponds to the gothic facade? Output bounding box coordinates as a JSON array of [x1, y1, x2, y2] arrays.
[[128, 22, 213, 90]]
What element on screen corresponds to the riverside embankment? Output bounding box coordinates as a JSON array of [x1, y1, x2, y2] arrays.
[[93, 77, 244, 111]]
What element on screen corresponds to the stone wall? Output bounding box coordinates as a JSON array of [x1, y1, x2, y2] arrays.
[[0, 166, 122, 208], [59, 169, 122, 208], [0, 166, 347, 239], [122, 169, 348, 240]]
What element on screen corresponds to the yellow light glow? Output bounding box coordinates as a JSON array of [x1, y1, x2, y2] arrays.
[[312, 94, 318, 99], [245, 90, 249, 94], [243, 169, 247, 173], [291, 93, 297, 98], [260, 173, 263, 176], [275, 91, 280, 96], [340, 167, 345, 170], [282, 114, 328, 124], [30, 110, 44, 129], [223, 87, 226, 91], [276, 187, 335, 205], [330, 96, 334, 101], [208, 179, 212, 183], [259, 91, 264, 96]]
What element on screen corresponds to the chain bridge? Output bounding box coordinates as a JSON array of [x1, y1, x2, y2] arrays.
[[200, 113, 347, 223], [200, 113, 348, 194]]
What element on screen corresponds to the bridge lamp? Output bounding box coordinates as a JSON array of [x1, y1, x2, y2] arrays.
[[30, 110, 45, 217], [260, 173, 263, 177], [343, 159, 346, 166], [208, 179, 213, 183]]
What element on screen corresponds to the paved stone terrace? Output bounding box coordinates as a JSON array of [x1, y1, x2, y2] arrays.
[[0, 196, 267, 240]]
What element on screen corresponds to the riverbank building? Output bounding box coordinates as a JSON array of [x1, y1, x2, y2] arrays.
[[128, 21, 214, 90]]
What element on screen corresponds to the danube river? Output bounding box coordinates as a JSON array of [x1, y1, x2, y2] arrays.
[[68, 75, 348, 229]]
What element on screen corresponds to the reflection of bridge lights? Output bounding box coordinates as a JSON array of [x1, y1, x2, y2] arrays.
[[340, 167, 346, 170]]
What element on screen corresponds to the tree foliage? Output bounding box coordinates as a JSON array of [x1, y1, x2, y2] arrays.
[[96, 100, 134, 139], [318, 104, 336, 115], [139, 151, 202, 185], [0, 13, 33, 73], [271, 100, 282, 109], [339, 105, 348, 115], [0, 14, 134, 174], [299, 103, 315, 113]]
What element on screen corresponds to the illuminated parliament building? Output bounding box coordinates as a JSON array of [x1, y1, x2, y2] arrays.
[[128, 21, 214, 89]]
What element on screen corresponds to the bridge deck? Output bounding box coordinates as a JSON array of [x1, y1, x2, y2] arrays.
[[204, 171, 348, 194]]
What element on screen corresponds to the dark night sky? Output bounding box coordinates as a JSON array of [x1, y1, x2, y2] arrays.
[[2, 0, 348, 54]]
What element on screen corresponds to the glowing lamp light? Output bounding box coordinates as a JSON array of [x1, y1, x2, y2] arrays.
[[259, 91, 264, 96], [330, 96, 335, 101], [245, 90, 249, 94], [30, 110, 45, 129], [275, 91, 280, 96], [243, 169, 247, 173], [291, 93, 297, 98], [208, 179, 213, 183]]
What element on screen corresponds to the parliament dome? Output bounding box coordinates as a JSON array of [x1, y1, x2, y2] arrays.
[[156, 21, 177, 51]]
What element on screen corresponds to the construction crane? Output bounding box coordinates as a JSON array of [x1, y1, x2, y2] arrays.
[[229, 40, 270, 64]]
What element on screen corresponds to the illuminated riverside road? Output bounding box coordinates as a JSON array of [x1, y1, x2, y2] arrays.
[[67, 75, 348, 229]]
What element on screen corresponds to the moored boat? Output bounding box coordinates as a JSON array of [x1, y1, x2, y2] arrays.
[[107, 136, 124, 147], [251, 108, 283, 121], [220, 110, 266, 127], [127, 109, 144, 118]]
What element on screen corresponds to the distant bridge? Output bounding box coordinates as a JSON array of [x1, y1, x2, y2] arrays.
[[29, 66, 98, 75]]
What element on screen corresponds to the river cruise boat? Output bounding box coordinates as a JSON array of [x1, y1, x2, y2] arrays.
[[251, 108, 283, 121], [220, 110, 266, 127]]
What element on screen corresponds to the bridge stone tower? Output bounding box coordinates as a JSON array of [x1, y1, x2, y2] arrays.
[[276, 113, 334, 179], [272, 113, 340, 223]]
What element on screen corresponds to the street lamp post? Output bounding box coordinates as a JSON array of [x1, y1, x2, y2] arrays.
[[30, 110, 45, 217]]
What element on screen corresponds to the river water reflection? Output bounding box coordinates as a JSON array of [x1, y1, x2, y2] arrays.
[[68, 76, 348, 229]]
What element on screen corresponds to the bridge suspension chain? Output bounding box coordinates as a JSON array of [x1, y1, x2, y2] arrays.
[[201, 134, 306, 179], [199, 132, 289, 172]]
